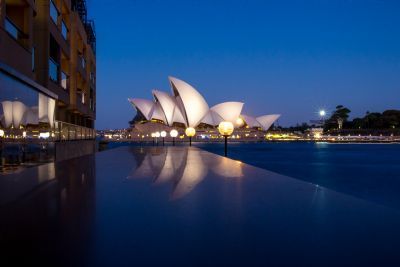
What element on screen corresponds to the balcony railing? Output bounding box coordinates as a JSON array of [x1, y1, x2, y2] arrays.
[[56, 121, 95, 141], [49, 57, 59, 83]]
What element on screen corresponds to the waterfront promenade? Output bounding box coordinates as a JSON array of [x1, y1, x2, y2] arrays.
[[1, 146, 400, 266]]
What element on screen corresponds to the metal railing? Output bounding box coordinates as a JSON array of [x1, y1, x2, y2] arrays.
[[55, 121, 95, 141]]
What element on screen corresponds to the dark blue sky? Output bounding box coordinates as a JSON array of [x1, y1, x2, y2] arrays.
[[89, 0, 400, 129]]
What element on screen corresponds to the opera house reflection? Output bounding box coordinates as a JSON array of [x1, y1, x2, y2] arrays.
[[127, 146, 243, 200]]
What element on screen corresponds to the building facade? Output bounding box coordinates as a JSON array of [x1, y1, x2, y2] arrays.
[[0, 0, 96, 166]]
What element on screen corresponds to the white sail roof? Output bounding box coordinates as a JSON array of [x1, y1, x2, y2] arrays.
[[201, 110, 223, 126], [128, 98, 154, 120], [150, 102, 166, 122], [169, 76, 209, 128], [128, 77, 282, 129], [211, 102, 244, 125], [256, 114, 281, 131], [152, 90, 176, 126], [241, 114, 261, 128]]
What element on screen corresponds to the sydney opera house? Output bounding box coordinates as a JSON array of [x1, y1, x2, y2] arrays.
[[128, 76, 280, 139]]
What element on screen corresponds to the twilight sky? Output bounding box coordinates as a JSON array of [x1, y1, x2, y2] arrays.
[[89, 0, 400, 129]]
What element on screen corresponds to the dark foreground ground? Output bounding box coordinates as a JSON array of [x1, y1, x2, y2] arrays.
[[1, 146, 400, 266]]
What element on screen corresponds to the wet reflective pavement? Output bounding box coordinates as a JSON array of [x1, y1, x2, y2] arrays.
[[1, 146, 400, 266]]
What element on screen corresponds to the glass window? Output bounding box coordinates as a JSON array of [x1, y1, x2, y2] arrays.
[[5, 18, 19, 39], [61, 72, 68, 90], [50, 1, 59, 24], [0, 71, 56, 136], [49, 58, 59, 83], [80, 56, 86, 69], [32, 47, 35, 72], [61, 21, 68, 40]]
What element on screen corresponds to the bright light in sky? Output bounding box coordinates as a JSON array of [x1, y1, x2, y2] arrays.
[[319, 110, 326, 117]]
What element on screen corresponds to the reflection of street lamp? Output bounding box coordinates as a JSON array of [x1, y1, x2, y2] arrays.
[[218, 121, 234, 157], [155, 131, 160, 146], [185, 127, 196, 146], [160, 131, 167, 146], [170, 129, 178, 146]]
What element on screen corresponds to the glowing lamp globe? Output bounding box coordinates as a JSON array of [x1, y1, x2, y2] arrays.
[[160, 131, 167, 138], [0, 129, 4, 137], [185, 127, 196, 137], [218, 121, 234, 136], [319, 110, 326, 117], [39, 132, 50, 139], [151, 133, 155, 138], [236, 117, 244, 127], [170, 129, 178, 138], [155, 132, 161, 138]]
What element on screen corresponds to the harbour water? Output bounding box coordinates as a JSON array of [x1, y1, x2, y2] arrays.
[[107, 141, 400, 209], [197, 142, 400, 210]]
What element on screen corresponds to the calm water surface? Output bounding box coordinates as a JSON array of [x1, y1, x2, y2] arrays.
[[108, 141, 400, 209], [196, 142, 400, 209]]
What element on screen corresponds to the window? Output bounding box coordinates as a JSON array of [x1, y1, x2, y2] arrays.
[[79, 55, 86, 69], [32, 47, 35, 72], [5, 18, 19, 39], [61, 20, 68, 40], [61, 71, 68, 89], [50, 1, 59, 24], [49, 58, 59, 82]]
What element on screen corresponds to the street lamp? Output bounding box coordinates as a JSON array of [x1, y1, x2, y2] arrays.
[[160, 131, 167, 146], [155, 131, 160, 145], [151, 132, 156, 144], [236, 117, 244, 127], [319, 110, 326, 124], [218, 121, 234, 157], [170, 129, 178, 146], [185, 127, 196, 146]]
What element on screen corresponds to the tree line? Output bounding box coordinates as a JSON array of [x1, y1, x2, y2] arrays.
[[324, 105, 400, 131], [276, 106, 400, 133]]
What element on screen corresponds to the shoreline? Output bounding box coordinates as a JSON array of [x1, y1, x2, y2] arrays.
[[99, 139, 400, 145]]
